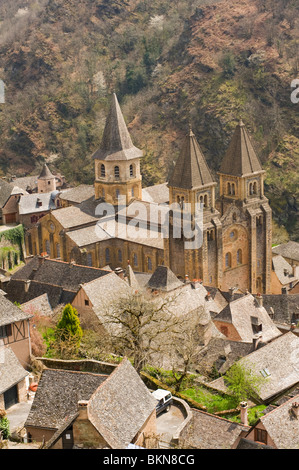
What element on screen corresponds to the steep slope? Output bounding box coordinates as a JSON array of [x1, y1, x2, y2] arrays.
[[0, 0, 298, 238]]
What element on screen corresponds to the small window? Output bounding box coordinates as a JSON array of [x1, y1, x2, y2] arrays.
[[225, 252, 231, 268], [130, 164, 134, 177], [147, 257, 152, 271], [237, 249, 242, 265], [114, 166, 120, 178], [84, 299, 89, 306], [101, 164, 105, 178], [133, 253, 138, 267], [260, 368, 271, 378], [255, 428, 267, 444]]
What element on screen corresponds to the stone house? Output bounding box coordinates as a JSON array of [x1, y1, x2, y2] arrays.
[[209, 332, 299, 404], [212, 292, 282, 344], [0, 179, 27, 225], [244, 394, 299, 448], [179, 408, 249, 449], [272, 241, 299, 268], [0, 345, 29, 410], [2, 255, 111, 309], [0, 292, 32, 369], [25, 358, 157, 449], [271, 255, 299, 295]]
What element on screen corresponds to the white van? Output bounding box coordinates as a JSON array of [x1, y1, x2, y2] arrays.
[[152, 389, 173, 415]]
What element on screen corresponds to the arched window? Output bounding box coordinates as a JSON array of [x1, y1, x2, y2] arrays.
[[227, 182, 231, 195], [56, 243, 61, 258], [130, 164, 134, 177], [231, 183, 236, 195], [114, 166, 120, 178], [101, 164, 105, 178], [225, 252, 231, 269], [105, 248, 110, 263], [204, 194, 208, 208], [253, 182, 257, 194], [147, 257, 152, 271], [116, 189, 120, 199], [45, 240, 50, 255], [133, 253, 138, 267], [237, 249, 242, 265], [249, 182, 253, 195], [118, 249, 122, 263]]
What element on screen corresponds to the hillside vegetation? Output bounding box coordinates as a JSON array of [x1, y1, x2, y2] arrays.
[[0, 0, 298, 238]]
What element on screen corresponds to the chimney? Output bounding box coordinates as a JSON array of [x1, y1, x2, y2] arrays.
[[114, 267, 124, 279], [252, 332, 263, 351], [185, 274, 190, 283], [291, 402, 299, 419], [229, 287, 236, 301], [281, 287, 288, 295], [77, 400, 89, 420], [256, 293, 263, 307], [240, 401, 248, 426], [24, 280, 31, 293]]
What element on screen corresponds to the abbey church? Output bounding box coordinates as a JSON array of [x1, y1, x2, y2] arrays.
[[25, 94, 272, 294]]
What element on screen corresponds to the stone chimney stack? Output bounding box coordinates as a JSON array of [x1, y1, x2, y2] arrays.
[[291, 402, 299, 419], [229, 287, 236, 301], [114, 267, 124, 279], [240, 401, 248, 426], [252, 332, 263, 351], [77, 400, 89, 420], [256, 293, 263, 307]]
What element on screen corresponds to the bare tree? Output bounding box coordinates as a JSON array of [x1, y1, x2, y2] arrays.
[[102, 290, 188, 374]]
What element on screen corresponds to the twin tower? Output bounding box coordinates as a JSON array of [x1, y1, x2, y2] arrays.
[[93, 94, 272, 294]]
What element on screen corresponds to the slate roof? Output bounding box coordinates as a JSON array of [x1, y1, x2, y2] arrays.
[[38, 163, 55, 179], [59, 185, 95, 205], [68, 218, 164, 250], [87, 358, 156, 449], [179, 408, 249, 449], [0, 179, 17, 208], [219, 120, 263, 177], [213, 293, 282, 343], [80, 272, 132, 327], [0, 291, 32, 327], [0, 346, 29, 395], [18, 192, 57, 215], [272, 241, 299, 262], [212, 332, 299, 402], [92, 93, 143, 162], [51, 206, 98, 230], [169, 129, 215, 190], [21, 293, 53, 317], [236, 438, 273, 449], [142, 183, 169, 204], [262, 293, 299, 325], [272, 255, 298, 285], [146, 265, 184, 292], [10, 175, 38, 192], [25, 369, 108, 430], [4, 257, 110, 308], [258, 394, 299, 449]]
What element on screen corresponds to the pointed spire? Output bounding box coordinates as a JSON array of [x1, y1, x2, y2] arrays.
[[92, 93, 143, 162], [38, 163, 55, 179], [146, 265, 183, 292], [219, 120, 263, 177], [169, 128, 215, 190]]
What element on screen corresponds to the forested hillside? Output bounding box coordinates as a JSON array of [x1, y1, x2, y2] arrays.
[[0, 0, 298, 239]]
